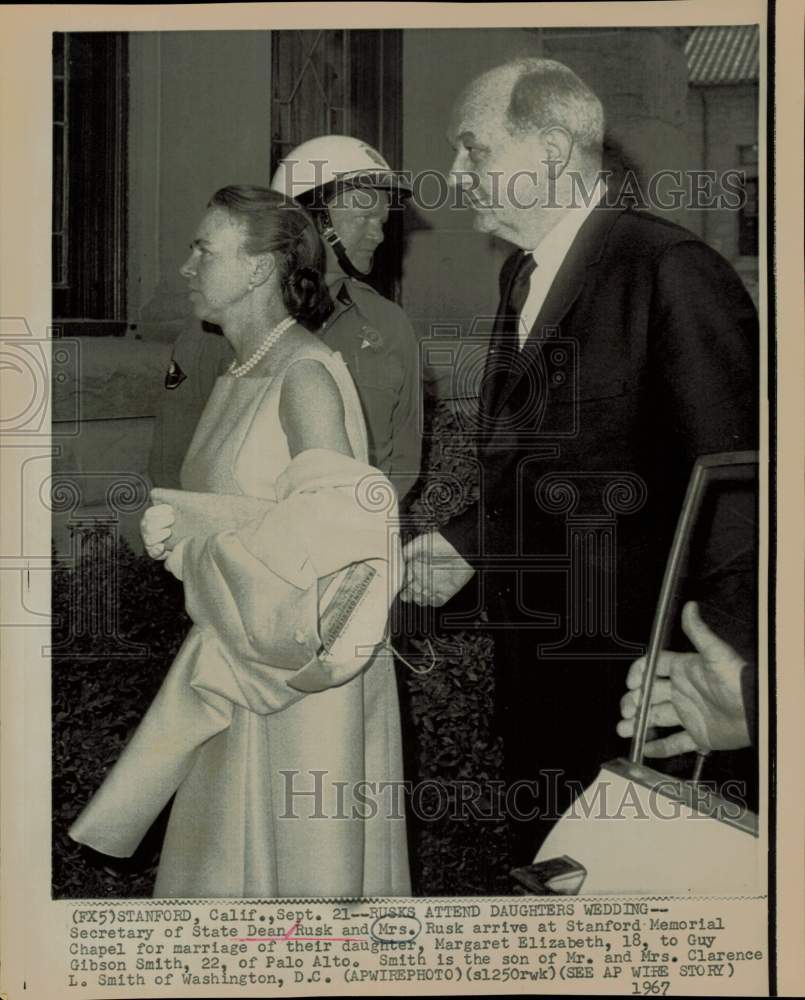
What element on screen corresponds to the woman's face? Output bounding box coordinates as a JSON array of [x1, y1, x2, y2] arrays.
[[179, 207, 255, 325]]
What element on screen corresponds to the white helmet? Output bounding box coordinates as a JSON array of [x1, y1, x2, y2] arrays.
[[270, 134, 411, 206]]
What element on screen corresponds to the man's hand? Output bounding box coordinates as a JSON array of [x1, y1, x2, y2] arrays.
[[140, 503, 175, 561], [400, 531, 475, 606], [617, 601, 751, 757]]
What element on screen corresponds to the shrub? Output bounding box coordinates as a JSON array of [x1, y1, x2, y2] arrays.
[[52, 531, 188, 897]]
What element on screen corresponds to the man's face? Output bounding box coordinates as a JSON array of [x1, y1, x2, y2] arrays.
[[326, 187, 390, 275], [447, 83, 550, 249]]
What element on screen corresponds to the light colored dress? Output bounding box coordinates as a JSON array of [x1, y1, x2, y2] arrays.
[[70, 341, 411, 899]]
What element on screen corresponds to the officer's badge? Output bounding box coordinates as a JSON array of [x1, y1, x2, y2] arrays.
[[360, 324, 382, 351], [164, 359, 187, 390]]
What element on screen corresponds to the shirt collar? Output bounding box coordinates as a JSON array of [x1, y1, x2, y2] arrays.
[[320, 273, 357, 331], [528, 180, 606, 267], [326, 269, 348, 290]]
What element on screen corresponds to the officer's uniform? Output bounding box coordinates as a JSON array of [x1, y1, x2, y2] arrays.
[[319, 274, 421, 504], [149, 278, 422, 504], [148, 327, 233, 489]]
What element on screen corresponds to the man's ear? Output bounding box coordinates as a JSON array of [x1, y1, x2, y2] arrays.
[[540, 125, 574, 172], [250, 251, 275, 288]]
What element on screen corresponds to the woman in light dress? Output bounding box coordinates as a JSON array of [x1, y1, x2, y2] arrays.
[[69, 187, 410, 899]]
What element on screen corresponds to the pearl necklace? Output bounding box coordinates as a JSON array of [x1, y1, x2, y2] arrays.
[[228, 315, 296, 378]]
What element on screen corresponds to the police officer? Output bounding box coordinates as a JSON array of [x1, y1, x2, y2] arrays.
[[149, 135, 422, 507]]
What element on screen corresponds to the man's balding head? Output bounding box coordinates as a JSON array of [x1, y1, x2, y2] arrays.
[[459, 58, 604, 162]]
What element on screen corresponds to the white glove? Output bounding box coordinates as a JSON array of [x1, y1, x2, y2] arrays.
[[140, 503, 175, 560]]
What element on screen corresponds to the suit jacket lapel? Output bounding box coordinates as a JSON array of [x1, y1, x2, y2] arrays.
[[491, 204, 625, 419]]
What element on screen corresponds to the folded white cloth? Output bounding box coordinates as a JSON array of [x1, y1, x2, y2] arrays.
[[69, 449, 401, 858]]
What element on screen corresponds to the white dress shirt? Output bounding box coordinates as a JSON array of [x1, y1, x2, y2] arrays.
[[517, 182, 606, 349]]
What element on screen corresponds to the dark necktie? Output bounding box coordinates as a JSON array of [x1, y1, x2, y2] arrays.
[[482, 251, 537, 414]]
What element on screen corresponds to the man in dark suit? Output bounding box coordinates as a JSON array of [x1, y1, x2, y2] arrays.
[[401, 57, 758, 863]]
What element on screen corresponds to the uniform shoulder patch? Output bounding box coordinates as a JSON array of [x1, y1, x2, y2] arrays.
[[164, 358, 187, 390]]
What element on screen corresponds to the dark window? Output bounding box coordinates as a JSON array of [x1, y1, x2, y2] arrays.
[[738, 174, 759, 257], [53, 34, 68, 288], [52, 33, 128, 331]]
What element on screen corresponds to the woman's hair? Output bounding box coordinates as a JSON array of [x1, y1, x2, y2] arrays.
[[208, 185, 333, 330]]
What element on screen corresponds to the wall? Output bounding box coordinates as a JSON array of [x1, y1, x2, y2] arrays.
[[399, 28, 529, 405], [542, 27, 691, 225], [400, 27, 692, 402], [686, 84, 759, 271], [128, 30, 273, 325]]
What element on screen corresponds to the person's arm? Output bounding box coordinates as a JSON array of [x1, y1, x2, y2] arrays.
[[279, 358, 354, 460], [649, 240, 758, 465], [385, 315, 423, 505], [401, 250, 527, 605], [628, 242, 759, 753]]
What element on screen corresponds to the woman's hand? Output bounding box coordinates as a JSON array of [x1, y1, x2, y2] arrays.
[[164, 538, 187, 581], [140, 503, 175, 560]]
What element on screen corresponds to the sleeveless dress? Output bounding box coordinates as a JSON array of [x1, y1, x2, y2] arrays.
[[149, 344, 410, 898]]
